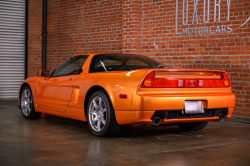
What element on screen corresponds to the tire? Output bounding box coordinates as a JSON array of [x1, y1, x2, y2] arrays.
[[87, 90, 122, 136], [178, 121, 208, 131], [20, 86, 41, 119]]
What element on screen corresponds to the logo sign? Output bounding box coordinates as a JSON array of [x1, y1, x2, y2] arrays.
[[238, 16, 250, 28], [189, 80, 194, 86], [188, 80, 198, 87], [175, 0, 232, 36]]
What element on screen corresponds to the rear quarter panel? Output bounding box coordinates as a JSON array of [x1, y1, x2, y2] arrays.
[[80, 70, 150, 112]]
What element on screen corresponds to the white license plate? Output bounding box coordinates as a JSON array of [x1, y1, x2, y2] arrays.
[[184, 101, 204, 114]]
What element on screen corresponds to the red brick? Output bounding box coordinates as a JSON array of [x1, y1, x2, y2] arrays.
[[188, 48, 195, 51], [243, 113, 250, 117], [240, 56, 250, 59], [234, 112, 243, 116], [239, 108, 249, 112]]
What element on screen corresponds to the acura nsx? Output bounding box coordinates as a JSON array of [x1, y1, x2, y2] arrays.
[[18, 53, 235, 136]]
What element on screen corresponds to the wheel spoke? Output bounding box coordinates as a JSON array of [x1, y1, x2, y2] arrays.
[[22, 93, 25, 99], [98, 98, 103, 108], [97, 120, 101, 131], [91, 113, 98, 121], [89, 110, 96, 114], [24, 90, 28, 98], [101, 117, 106, 125], [27, 104, 31, 114], [91, 118, 98, 129], [92, 99, 99, 109], [23, 107, 27, 116], [89, 103, 94, 111], [92, 117, 98, 123], [27, 91, 31, 100], [102, 108, 107, 113]]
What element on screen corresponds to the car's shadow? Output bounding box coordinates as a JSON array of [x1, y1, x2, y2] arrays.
[[27, 113, 204, 139]]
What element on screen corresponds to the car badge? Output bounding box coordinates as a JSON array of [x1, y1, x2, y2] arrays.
[[189, 80, 194, 86]]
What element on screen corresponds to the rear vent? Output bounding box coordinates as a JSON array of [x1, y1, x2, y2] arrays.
[[151, 108, 228, 120]]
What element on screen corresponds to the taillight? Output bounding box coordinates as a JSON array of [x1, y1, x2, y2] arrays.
[[141, 71, 155, 88], [141, 71, 185, 88], [141, 71, 230, 88]]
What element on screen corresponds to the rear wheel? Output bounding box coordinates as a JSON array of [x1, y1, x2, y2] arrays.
[[87, 90, 122, 137], [20, 86, 41, 119], [178, 121, 208, 131]]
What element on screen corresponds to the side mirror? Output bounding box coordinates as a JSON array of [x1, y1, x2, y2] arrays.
[[39, 70, 50, 77]]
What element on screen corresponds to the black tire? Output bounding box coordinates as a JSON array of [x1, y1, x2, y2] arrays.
[[87, 90, 122, 137], [178, 121, 208, 131], [20, 86, 41, 119]]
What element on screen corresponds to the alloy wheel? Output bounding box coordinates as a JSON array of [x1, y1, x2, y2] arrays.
[[21, 89, 33, 116], [88, 96, 107, 132]]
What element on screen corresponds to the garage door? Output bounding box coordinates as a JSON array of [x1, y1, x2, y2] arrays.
[[0, 0, 26, 99]]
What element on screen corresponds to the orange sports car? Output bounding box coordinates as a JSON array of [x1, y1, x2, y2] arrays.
[[18, 53, 235, 136]]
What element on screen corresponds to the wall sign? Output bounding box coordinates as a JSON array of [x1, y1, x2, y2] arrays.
[[175, 0, 232, 36]]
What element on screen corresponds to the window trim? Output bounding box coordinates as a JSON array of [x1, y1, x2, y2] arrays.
[[49, 55, 89, 78], [89, 54, 170, 73]]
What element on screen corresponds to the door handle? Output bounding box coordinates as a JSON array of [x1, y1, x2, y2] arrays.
[[70, 78, 72, 81]]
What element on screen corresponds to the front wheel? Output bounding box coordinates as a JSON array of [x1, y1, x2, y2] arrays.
[[87, 90, 122, 137], [20, 86, 41, 119], [178, 121, 208, 131]]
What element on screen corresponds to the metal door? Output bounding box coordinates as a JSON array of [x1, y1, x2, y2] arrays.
[[0, 0, 26, 99]]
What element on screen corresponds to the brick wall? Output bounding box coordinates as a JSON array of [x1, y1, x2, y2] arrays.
[[27, 0, 43, 77], [46, 0, 123, 70], [122, 0, 143, 54], [28, 0, 250, 116]]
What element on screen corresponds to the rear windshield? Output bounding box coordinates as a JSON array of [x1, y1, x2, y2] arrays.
[[89, 54, 170, 73]]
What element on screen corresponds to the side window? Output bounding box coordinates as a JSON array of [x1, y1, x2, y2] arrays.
[[51, 55, 88, 77]]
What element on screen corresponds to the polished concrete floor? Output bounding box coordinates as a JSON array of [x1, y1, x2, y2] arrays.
[[0, 100, 250, 166]]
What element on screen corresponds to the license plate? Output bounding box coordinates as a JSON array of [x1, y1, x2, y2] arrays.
[[184, 101, 204, 114]]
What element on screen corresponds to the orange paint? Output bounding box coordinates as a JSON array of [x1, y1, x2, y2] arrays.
[[18, 53, 235, 125]]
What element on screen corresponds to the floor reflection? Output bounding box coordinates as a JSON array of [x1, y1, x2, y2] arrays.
[[1, 101, 250, 166]]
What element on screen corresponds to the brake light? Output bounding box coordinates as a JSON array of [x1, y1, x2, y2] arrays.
[[141, 71, 230, 88], [198, 72, 230, 87], [141, 71, 185, 88]]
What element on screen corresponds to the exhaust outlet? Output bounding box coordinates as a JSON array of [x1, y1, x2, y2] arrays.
[[219, 113, 224, 121], [154, 117, 161, 126]]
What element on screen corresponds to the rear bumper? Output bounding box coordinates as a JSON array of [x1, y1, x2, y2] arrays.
[[115, 87, 235, 125], [131, 88, 235, 111]]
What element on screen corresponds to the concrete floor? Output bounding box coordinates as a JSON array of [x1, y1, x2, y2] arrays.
[[0, 101, 250, 166]]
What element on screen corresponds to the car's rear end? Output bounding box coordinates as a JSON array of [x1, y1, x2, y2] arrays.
[[116, 69, 235, 126]]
